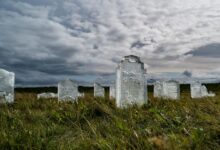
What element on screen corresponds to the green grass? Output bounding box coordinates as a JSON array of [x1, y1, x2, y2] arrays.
[[0, 85, 220, 149]]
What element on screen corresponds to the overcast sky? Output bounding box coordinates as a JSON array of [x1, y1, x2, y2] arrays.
[[0, 0, 220, 86]]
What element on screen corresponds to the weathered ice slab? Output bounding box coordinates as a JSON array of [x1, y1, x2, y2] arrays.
[[58, 79, 79, 102], [0, 69, 15, 103], [116, 55, 147, 108], [154, 81, 163, 98], [109, 84, 116, 99], [94, 83, 105, 97], [162, 80, 180, 100], [190, 82, 202, 98], [37, 93, 58, 99]]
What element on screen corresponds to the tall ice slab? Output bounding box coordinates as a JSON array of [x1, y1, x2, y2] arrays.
[[58, 79, 79, 102], [0, 69, 15, 103], [116, 55, 147, 108]]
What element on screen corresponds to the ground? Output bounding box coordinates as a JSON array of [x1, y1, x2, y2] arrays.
[[0, 84, 220, 149]]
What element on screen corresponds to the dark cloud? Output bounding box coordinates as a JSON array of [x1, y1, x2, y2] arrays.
[[131, 40, 148, 49], [182, 70, 192, 77], [187, 43, 220, 58]]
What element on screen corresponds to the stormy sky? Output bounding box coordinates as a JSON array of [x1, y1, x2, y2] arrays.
[[0, 0, 220, 86]]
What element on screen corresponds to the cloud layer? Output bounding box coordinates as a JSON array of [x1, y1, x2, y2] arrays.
[[0, 0, 220, 86]]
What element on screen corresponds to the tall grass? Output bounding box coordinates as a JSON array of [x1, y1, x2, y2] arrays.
[[0, 85, 220, 149]]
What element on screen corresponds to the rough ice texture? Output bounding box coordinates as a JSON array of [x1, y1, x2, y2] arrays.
[[190, 82, 203, 98], [116, 55, 147, 108], [58, 79, 79, 102], [109, 84, 116, 99], [37, 93, 58, 99], [162, 80, 180, 100], [94, 83, 105, 97], [154, 81, 163, 98], [0, 69, 15, 103]]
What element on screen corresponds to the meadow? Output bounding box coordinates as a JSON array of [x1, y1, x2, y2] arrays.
[[0, 84, 220, 149]]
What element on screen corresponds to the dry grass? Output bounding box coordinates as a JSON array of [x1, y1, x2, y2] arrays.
[[0, 84, 220, 149]]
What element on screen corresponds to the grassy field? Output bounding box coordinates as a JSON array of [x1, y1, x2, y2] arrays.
[[0, 84, 220, 149]]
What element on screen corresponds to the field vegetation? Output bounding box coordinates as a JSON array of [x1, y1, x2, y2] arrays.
[[0, 84, 220, 149]]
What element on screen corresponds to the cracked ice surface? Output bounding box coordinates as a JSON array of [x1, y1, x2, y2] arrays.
[[0, 69, 15, 103], [58, 79, 79, 102]]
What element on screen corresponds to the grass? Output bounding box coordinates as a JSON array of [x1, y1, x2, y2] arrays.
[[0, 84, 220, 149]]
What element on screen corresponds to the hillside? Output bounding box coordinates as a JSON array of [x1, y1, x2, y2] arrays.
[[0, 84, 220, 149]]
